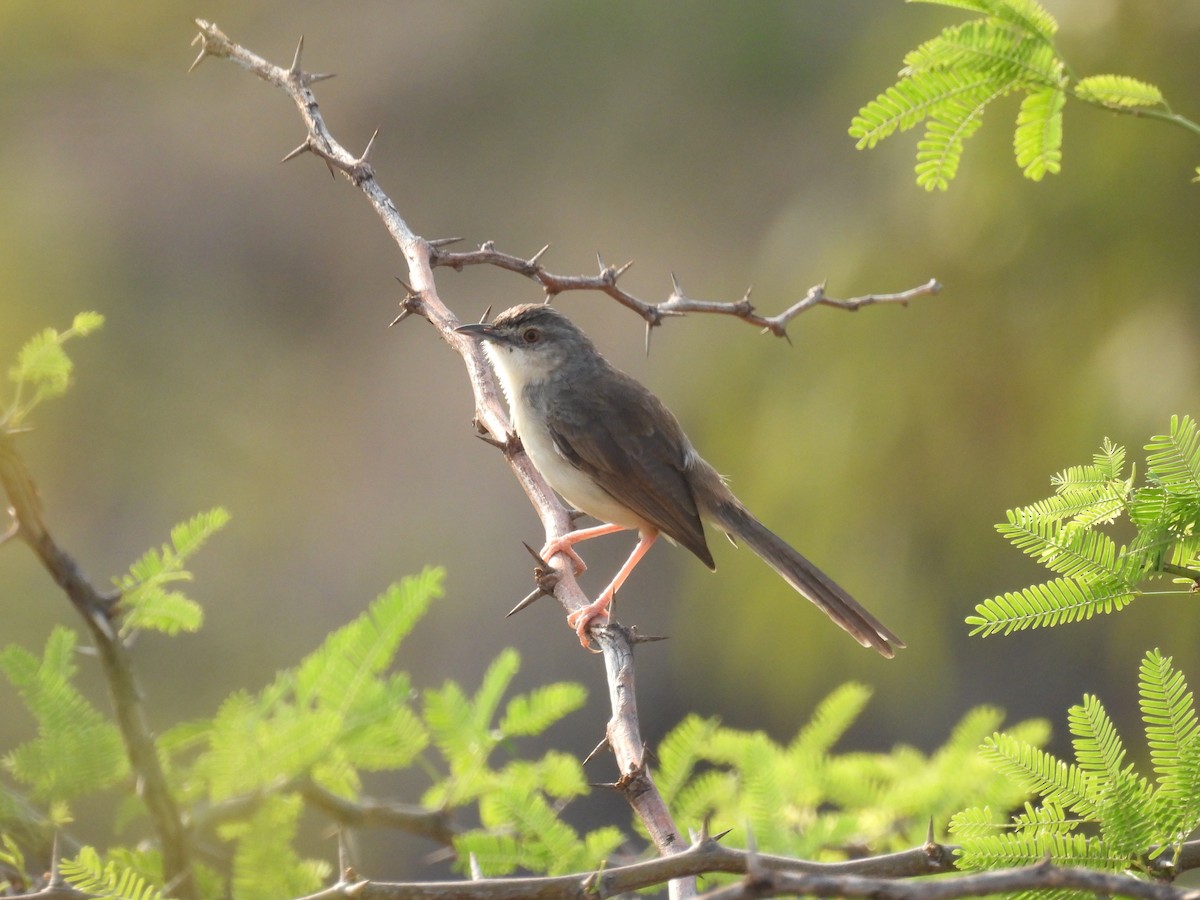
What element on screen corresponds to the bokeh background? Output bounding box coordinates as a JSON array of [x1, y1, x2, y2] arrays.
[[3, 0, 1200, 881]]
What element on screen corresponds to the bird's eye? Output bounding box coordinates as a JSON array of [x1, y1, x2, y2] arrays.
[[522, 328, 540, 344]]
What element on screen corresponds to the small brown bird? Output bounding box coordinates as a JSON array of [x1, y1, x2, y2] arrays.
[[457, 304, 903, 657]]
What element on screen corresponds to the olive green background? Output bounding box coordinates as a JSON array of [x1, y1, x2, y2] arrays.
[[2, 0, 1199, 879]]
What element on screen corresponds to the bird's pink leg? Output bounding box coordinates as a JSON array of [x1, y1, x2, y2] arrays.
[[541, 522, 628, 575], [567, 529, 659, 649]]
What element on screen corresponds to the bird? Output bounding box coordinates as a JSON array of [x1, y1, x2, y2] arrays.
[[456, 303, 903, 657]]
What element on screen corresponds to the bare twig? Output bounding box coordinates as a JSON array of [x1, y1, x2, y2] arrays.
[[431, 240, 941, 338], [0, 433, 197, 900]]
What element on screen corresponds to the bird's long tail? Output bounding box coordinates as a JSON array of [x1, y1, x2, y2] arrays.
[[707, 500, 904, 658]]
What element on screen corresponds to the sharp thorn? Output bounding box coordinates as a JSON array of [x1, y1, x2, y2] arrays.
[[337, 829, 350, 876], [188, 48, 209, 73], [388, 309, 412, 327], [712, 827, 733, 842], [669, 271, 683, 298], [427, 236, 465, 248], [394, 276, 416, 296], [582, 736, 609, 766], [506, 588, 544, 618], [925, 817, 936, 845], [595, 252, 606, 273], [474, 432, 506, 450], [361, 128, 380, 163], [644, 320, 653, 358], [290, 35, 305, 76], [521, 540, 549, 568], [588, 781, 622, 791], [629, 628, 669, 644], [305, 71, 337, 85], [468, 853, 484, 881], [529, 243, 550, 266], [324, 157, 337, 179], [613, 258, 634, 279], [280, 140, 311, 163]]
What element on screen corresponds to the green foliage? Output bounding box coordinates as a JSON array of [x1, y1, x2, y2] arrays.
[[968, 419, 1200, 636], [0, 627, 129, 802], [655, 682, 1047, 866], [419, 648, 612, 876], [115, 508, 230, 636], [1, 312, 104, 429], [182, 571, 442, 803], [953, 650, 1200, 885], [59, 846, 165, 900], [851, 0, 1190, 190], [217, 795, 330, 900]]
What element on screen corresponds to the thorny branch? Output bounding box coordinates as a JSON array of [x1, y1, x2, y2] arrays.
[[187, 18, 942, 900], [0, 434, 198, 900], [433, 239, 941, 340], [190, 18, 699, 898]]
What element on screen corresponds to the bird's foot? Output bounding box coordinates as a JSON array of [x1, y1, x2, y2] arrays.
[[566, 594, 612, 652], [540, 538, 587, 576]]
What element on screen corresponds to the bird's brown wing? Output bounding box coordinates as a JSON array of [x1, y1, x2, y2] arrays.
[[542, 369, 715, 568]]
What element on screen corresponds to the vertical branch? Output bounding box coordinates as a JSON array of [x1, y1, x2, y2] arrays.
[[0, 434, 197, 900], [191, 18, 692, 885]]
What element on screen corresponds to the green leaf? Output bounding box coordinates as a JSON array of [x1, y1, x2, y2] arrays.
[[8, 329, 72, 398], [1076, 75, 1166, 109], [474, 648, 521, 731], [1138, 650, 1200, 843], [789, 682, 873, 757], [499, 682, 587, 737], [117, 507, 231, 636], [0, 628, 129, 800], [917, 111, 985, 191], [851, 70, 997, 149], [980, 732, 1096, 817], [220, 795, 329, 900], [59, 847, 164, 900], [1146, 415, 1200, 499], [967, 577, 1137, 636], [908, 0, 1058, 42], [656, 714, 721, 802], [996, 509, 1122, 581], [294, 569, 442, 712], [3, 313, 105, 427], [1014, 86, 1064, 180]]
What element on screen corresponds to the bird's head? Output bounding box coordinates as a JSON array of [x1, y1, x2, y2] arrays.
[[455, 304, 596, 392]]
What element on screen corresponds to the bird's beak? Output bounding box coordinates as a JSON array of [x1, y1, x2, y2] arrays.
[[454, 322, 495, 341], [455, 321, 515, 346]]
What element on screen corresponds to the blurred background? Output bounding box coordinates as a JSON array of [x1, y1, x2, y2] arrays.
[[2, 0, 1199, 881]]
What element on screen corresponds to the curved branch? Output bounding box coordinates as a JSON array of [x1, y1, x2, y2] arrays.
[[0, 434, 197, 900]]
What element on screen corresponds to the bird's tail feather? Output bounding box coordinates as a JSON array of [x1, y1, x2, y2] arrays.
[[708, 500, 903, 658]]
